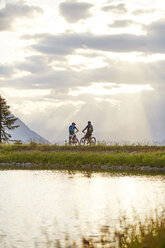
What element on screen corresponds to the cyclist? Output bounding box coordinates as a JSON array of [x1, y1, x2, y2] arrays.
[[82, 121, 93, 141], [69, 122, 79, 144]]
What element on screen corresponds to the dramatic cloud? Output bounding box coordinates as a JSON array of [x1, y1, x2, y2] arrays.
[[1, 53, 165, 143], [24, 19, 165, 56], [1, 0, 165, 143], [0, 2, 43, 31], [1, 54, 165, 91], [59, 0, 93, 23]]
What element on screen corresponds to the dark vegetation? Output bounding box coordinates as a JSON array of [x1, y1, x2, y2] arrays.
[[0, 95, 19, 143]]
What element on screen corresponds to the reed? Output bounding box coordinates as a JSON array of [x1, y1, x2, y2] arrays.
[[34, 208, 165, 248], [81, 210, 165, 248], [1, 210, 164, 248]]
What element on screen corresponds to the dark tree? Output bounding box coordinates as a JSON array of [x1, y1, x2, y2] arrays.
[[0, 95, 19, 143]]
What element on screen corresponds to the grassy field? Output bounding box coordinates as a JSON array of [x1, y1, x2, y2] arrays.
[[2, 142, 165, 152], [0, 143, 165, 171]]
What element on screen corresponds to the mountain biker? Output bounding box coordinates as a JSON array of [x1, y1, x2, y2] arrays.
[[69, 122, 79, 144], [82, 121, 93, 140]]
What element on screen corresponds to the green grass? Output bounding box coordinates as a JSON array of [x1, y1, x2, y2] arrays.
[[1, 142, 165, 152], [0, 144, 165, 170]]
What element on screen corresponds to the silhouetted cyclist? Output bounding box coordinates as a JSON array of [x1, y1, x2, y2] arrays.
[[82, 121, 93, 141], [69, 122, 79, 144]]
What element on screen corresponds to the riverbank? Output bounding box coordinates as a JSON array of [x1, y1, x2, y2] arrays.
[[0, 144, 165, 171]]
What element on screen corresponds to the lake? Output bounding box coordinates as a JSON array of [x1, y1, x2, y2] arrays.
[[0, 170, 165, 247]]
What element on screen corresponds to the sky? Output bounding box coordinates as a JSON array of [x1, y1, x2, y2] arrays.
[[0, 0, 165, 143]]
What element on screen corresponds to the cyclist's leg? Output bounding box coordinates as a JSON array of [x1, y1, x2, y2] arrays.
[[85, 132, 91, 143], [69, 134, 72, 144], [84, 132, 88, 140], [88, 133, 92, 144], [73, 134, 76, 143]]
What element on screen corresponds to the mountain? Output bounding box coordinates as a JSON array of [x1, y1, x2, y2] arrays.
[[8, 118, 50, 144]]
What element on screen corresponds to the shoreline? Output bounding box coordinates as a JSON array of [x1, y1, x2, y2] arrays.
[[0, 162, 165, 172]]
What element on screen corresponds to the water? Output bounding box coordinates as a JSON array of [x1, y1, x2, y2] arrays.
[[0, 170, 165, 247]]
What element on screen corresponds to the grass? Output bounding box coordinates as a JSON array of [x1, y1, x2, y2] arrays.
[[0, 143, 165, 171], [2, 142, 165, 152]]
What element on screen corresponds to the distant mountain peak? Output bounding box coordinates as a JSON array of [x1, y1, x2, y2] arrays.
[[8, 117, 50, 144]]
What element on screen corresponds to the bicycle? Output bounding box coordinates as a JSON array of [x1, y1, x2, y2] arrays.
[[69, 131, 80, 146], [80, 132, 96, 145]]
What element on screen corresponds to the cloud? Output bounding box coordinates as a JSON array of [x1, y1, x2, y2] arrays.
[[132, 8, 157, 16], [25, 19, 165, 55], [1, 55, 165, 143], [8, 90, 165, 144], [0, 64, 14, 77], [59, 0, 93, 23], [102, 4, 127, 14], [109, 19, 139, 28], [0, 2, 165, 144], [0, 2, 43, 31], [147, 19, 165, 36], [10, 91, 154, 143], [1, 54, 165, 92], [17, 55, 51, 74]]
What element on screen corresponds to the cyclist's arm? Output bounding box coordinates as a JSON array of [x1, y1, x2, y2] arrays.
[[82, 126, 88, 132], [75, 127, 79, 132]]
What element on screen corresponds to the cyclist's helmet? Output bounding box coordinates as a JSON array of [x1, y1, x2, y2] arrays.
[[72, 122, 76, 125], [88, 121, 91, 124]]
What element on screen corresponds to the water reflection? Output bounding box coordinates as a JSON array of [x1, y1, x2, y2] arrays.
[[0, 170, 164, 247]]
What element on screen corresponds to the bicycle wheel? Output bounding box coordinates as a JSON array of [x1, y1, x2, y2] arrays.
[[74, 138, 80, 146], [80, 137, 87, 145], [91, 137, 96, 145], [71, 138, 79, 146]]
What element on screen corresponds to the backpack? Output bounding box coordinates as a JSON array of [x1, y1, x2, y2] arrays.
[[69, 125, 74, 132], [89, 125, 93, 133]]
